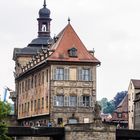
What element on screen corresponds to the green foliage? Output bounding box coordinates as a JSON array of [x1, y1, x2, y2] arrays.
[[0, 101, 11, 122], [102, 100, 115, 114], [98, 91, 127, 114], [0, 101, 12, 140], [0, 122, 11, 140], [98, 98, 115, 114]]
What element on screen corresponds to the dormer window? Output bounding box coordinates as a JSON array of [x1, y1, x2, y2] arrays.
[[68, 47, 77, 57]]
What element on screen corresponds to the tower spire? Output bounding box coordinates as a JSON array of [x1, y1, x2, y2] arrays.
[[43, 0, 46, 7], [68, 17, 71, 24]]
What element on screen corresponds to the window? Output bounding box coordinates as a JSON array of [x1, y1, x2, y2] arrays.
[[54, 95, 64, 106], [42, 71, 44, 84], [38, 73, 41, 85], [46, 96, 48, 108], [25, 79, 28, 91], [31, 101, 33, 111], [84, 118, 89, 123], [19, 83, 21, 94], [41, 23, 47, 32], [22, 81, 24, 93], [118, 113, 122, 118], [38, 99, 40, 109], [42, 97, 44, 109], [55, 68, 64, 80], [69, 68, 76, 80], [57, 118, 63, 125], [34, 75, 37, 87], [68, 118, 78, 124], [28, 78, 30, 90], [22, 104, 23, 113], [25, 103, 26, 112], [69, 96, 77, 107], [82, 69, 90, 81], [27, 102, 30, 112], [83, 96, 90, 107], [46, 69, 48, 82], [54, 67, 69, 80], [79, 68, 92, 81], [68, 48, 77, 57], [34, 100, 36, 111]]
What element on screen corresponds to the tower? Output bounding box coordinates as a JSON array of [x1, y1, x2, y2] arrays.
[[38, 0, 51, 38], [28, 0, 52, 47]]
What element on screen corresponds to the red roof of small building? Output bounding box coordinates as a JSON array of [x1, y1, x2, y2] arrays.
[[111, 94, 128, 122], [48, 23, 100, 64]]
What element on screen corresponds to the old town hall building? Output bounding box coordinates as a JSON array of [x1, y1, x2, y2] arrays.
[[13, 0, 100, 126]]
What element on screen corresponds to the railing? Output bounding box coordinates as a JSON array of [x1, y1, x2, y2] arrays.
[[6, 126, 64, 137]]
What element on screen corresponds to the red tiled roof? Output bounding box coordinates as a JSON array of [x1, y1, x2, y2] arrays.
[[48, 23, 100, 64], [131, 79, 140, 89]]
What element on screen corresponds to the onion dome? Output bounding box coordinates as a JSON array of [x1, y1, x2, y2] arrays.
[[39, 0, 50, 18]]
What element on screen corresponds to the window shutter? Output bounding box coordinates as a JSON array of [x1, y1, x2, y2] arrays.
[[64, 68, 69, 80], [64, 96, 69, 106], [90, 69, 93, 81], [78, 68, 82, 81], [53, 68, 56, 80], [78, 96, 83, 107], [53, 96, 57, 106], [90, 96, 94, 107]]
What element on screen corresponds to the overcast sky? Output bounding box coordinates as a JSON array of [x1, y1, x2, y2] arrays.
[[0, 0, 140, 101]]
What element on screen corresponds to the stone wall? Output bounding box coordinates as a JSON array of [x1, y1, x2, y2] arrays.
[[65, 122, 116, 140], [15, 122, 116, 140]]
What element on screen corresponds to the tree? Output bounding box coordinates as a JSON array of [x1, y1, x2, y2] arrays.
[[98, 98, 108, 112], [0, 101, 12, 140], [98, 90, 127, 114], [98, 98, 115, 114], [103, 100, 115, 114], [113, 91, 127, 108]]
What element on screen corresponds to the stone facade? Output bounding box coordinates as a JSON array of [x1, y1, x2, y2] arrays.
[[65, 123, 115, 140]]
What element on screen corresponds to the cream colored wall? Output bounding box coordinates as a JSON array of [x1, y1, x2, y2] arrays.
[[50, 65, 97, 125], [128, 81, 140, 129]]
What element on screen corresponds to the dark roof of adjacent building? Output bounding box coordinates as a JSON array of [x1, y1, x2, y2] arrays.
[[116, 94, 128, 112], [13, 46, 48, 60], [131, 79, 140, 89]]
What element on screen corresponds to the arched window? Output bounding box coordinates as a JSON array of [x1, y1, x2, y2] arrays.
[[41, 24, 47, 32]]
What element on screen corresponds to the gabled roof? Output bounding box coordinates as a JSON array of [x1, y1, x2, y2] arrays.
[[116, 94, 128, 112], [47, 23, 100, 64], [131, 79, 140, 89]]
